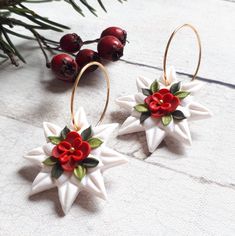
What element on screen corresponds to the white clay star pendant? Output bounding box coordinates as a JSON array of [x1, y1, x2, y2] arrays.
[[24, 107, 128, 214], [116, 66, 212, 153]]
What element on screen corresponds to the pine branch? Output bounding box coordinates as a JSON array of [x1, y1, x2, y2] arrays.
[[0, 0, 126, 66]]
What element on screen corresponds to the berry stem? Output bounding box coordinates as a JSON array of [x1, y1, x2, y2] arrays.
[[83, 38, 100, 45], [43, 44, 76, 57]]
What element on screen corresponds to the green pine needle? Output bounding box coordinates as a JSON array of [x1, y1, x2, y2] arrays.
[[0, 0, 126, 66]]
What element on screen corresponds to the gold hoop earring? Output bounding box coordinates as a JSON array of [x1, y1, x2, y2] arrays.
[[116, 24, 212, 155], [24, 62, 127, 215]]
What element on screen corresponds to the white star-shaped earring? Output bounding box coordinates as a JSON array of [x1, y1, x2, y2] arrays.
[[24, 107, 128, 214], [116, 66, 212, 153]]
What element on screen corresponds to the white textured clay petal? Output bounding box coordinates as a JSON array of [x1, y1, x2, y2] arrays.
[[55, 172, 72, 186], [92, 123, 118, 142], [158, 80, 170, 89], [43, 122, 61, 139], [116, 95, 136, 111], [181, 80, 203, 94], [143, 115, 174, 133], [74, 107, 89, 132], [57, 175, 81, 214], [172, 120, 192, 146], [24, 147, 46, 166], [180, 95, 193, 107], [118, 116, 144, 135], [159, 66, 177, 85], [162, 119, 175, 133], [31, 167, 55, 195], [131, 110, 141, 118], [188, 101, 212, 121], [42, 142, 55, 157], [145, 126, 166, 153], [136, 76, 152, 91], [90, 147, 102, 157], [142, 116, 160, 130], [86, 156, 104, 173], [82, 170, 107, 200], [99, 146, 128, 172], [135, 92, 146, 104]]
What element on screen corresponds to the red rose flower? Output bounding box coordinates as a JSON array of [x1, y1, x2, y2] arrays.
[[52, 131, 91, 172], [144, 88, 180, 118]]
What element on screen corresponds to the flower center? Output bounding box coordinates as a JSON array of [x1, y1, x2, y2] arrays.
[[69, 147, 75, 152]]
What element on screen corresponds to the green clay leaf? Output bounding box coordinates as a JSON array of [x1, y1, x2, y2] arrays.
[[74, 165, 86, 181], [51, 163, 63, 179], [43, 157, 57, 166], [140, 112, 151, 123], [60, 126, 71, 140], [150, 80, 160, 93], [48, 136, 62, 145], [161, 115, 173, 126], [174, 91, 190, 99], [170, 82, 181, 94], [134, 104, 149, 113], [81, 126, 92, 141], [87, 138, 103, 149], [142, 88, 152, 96], [82, 157, 99, 168], [172, 110, 186, 120]]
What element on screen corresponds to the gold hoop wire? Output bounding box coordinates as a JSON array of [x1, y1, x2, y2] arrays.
[[163, 24, 202, 85], [70, 61, 110, 130]]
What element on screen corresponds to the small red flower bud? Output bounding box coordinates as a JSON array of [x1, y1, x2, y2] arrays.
[[101, 26, 127, 45], [52, 131, 91, 172], [51, 53, 78, 82], [60, 33, 83, 53], [97, 36, 124, 61], [75, 49, 100, 72], [145, 89, 180, 118]]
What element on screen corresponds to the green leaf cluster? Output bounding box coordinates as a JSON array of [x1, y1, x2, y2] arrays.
[[48, 126, 70, 145], [81, 126, 103, 149], [141, 80, 160, 97], [169, 82, 190, 99]]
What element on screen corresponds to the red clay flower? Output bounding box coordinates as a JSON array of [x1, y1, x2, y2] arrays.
[[144, 88, 180, 118], [52, 131, 91, 172]]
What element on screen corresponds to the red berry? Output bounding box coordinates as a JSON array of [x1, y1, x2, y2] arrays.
[[97, 36, 124, 61], [101, 27, 127, 45], [75, 49, 100, 72], [51, 53, 78, 82], [60, 33, 83, 53]]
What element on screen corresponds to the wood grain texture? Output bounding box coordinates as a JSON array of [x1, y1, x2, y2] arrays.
[[1, 116, 235, 236], [0, 0, 235, 235]]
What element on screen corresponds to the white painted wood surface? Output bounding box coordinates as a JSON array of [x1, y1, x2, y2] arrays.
[[0, 0, 235, 235]]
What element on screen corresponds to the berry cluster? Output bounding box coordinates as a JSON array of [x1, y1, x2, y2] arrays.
[[50, 26, 127, 82]]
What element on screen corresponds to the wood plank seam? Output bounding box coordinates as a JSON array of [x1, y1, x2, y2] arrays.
[[222, 0, 235, 3], [120, 59, 235, 89], [146, 160, 235, 191]]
